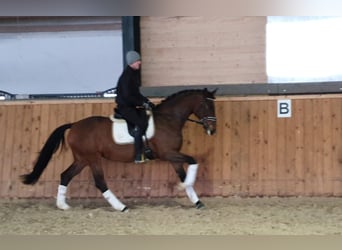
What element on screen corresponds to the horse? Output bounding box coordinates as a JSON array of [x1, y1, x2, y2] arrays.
[[20, 88, 217, 212]]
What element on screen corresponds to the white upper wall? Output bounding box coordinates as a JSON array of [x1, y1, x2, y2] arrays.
[[0, 30, 123, 95]]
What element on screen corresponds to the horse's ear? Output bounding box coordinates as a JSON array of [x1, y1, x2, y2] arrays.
[[211, 88, 218, 95], [203, 87, 217, 97]]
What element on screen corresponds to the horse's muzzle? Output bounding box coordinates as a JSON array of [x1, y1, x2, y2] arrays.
[[205, 123, 216, 135], [202, 116, 216, 136], [206, 128, 216, 135]]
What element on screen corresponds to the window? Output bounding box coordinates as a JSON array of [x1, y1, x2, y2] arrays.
[[0, 17, 123, 95], [266, 16, 342, 83]]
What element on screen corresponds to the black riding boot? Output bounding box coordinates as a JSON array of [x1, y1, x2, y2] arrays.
[[133, 126, 146, 163]]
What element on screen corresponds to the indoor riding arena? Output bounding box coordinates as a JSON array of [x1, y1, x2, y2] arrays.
[[0, 17, 341, 235]]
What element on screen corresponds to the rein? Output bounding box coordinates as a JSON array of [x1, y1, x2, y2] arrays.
[[151, 109, 216, 126]]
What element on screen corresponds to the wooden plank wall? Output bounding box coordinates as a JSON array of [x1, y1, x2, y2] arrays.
[[0, 95, 341, 199], [140, 17, 267, 86]]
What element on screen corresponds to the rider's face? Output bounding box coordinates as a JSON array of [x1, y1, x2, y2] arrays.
[[129, 60, 141, 70]]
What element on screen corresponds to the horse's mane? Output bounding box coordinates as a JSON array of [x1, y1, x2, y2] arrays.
[[154, 88, 215, 109], [161, 89, 205, 104]]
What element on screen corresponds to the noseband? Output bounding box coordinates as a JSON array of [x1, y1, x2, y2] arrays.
[[187, 116, 216, 125]]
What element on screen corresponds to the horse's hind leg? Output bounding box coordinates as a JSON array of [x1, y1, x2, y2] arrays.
[[89, 162, 127, 212], [57, 162, 86, 210]]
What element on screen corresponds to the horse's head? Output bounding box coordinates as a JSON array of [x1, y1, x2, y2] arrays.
[[193, 88, 217, 135]]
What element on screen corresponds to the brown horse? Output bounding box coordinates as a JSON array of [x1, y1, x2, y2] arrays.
[[21, 88, 217, 212]]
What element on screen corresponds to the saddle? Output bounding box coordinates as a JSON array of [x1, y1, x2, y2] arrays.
[[110, 108, 155, 145]]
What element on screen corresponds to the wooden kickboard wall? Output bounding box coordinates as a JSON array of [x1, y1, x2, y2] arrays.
[[0, 95, 341, 199]]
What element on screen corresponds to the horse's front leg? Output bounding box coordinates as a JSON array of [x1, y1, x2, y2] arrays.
[[170, 160, 205, 209]]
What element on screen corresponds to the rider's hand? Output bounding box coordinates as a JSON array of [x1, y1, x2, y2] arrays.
[[143, 101, 155, 110], [143, 102, 151, 110], [147, 101, 155, 109]]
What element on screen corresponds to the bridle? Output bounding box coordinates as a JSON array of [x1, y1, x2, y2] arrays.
[[188, 97, 216, 126], [187, 116, 216, 125], [150, 97, 217, 126]]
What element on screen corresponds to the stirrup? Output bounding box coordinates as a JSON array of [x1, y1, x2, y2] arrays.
[[144, 146, 154, 160], [134, 154, 148, 164]]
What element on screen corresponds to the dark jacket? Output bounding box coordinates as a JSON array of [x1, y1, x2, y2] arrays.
[[115, 65, 148, 108]]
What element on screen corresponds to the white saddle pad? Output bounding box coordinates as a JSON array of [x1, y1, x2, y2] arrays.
[[110, 114, 155, 145]]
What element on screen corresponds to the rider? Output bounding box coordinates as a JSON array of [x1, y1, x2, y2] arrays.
[[115, 50, 155, 163]]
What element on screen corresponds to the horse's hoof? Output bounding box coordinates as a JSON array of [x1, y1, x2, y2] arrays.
[[56, 202, 71, 210], [195, 200, 205, 209], [121, 206, 129, 213]]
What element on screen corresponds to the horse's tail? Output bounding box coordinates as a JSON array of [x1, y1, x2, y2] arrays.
[[20, 123, 73, 185]]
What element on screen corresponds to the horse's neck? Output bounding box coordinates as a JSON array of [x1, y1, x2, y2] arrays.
[[156, 99, 194, 125]]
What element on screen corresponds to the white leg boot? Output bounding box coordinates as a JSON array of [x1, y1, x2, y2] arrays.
[[185, 186, 205, 209], [185, 186, 200, 204], [179, 164, 199, 189], [56, 185, 70, 210], [102, 190, 127, 212]]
